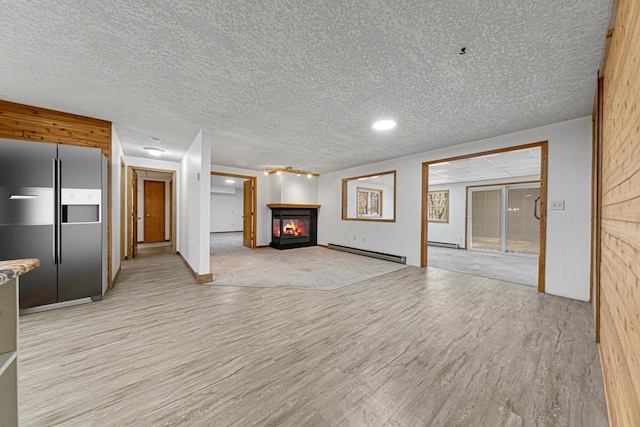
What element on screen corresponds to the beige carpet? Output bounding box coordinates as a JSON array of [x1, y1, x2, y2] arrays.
[[208, 233, 407, 290]]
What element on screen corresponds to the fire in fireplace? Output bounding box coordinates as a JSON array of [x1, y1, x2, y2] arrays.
[[274, 218, 309, 237], [268, 204, 319, 249]]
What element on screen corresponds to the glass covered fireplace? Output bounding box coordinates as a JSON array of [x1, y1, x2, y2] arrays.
[[268, 204, 319, 249]]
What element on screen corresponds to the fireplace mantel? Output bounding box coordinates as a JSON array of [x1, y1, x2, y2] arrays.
[[267, 204, 321, 209]]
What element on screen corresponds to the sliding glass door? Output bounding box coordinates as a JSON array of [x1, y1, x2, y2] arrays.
[[468, 184, 540, 255], [470, 189, 502, 251]]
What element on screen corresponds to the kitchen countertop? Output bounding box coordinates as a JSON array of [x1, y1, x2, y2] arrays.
[[0, 258, 40, 285]]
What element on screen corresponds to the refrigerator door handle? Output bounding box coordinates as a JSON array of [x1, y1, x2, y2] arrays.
[[53, 158, 58, 265], [57, 158, 62, 265]]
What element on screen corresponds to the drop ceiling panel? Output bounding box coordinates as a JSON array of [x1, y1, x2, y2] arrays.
[[429, 147, 541, 185]]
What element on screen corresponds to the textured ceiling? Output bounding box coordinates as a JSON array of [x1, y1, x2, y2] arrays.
[[0, 1, 609, 172], [429, 147, 540, 185]]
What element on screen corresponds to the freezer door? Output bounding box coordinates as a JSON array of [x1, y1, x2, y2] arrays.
[[0, 139, 58, 309], [58, 144, 102, 189], [58, 223, 102, 301], [0, 225, 57, 309], [0, 139, 56, 187]]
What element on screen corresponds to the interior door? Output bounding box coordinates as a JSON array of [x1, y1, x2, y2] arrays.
[[144, 180, 165, 243], [243, 179, 253, 248]]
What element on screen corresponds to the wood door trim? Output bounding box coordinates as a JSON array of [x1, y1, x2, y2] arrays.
[[593, 75, 604, 342], [119, 157, 126, 265], [127, 166, 134, 260], [421, 141, 548, 293], [211, 171, 257, 249]]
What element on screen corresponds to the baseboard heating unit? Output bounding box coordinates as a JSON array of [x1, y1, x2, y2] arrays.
[[327, 244, 406, 264], [427, 241, 460, 249]]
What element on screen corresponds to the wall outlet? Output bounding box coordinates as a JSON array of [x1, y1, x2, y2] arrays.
[[550, 200, 565, 210]]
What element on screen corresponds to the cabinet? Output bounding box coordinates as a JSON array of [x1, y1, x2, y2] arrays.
[[0, 276, 18, 427]]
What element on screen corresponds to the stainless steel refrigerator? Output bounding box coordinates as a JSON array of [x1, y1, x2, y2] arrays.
[[0, 138, 105, 312]]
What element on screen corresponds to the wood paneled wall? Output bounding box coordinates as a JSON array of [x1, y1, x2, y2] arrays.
[[599, 0, 640, 425], [0, 99, 113, 286], [0, 100, 111, 154]]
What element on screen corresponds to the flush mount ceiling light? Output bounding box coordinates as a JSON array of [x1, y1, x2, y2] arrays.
[[372, 119, 396, 131], [143, 147, 165, 157], [225, 179, 235, 184]]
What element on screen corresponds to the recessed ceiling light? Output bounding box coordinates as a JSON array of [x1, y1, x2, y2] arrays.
[[225, 179, 235, 184], [144, 147, 165, 157], [151, 137, 162, 143], [372, 119, 396, 131]]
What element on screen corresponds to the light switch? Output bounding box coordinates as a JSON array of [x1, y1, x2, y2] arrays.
[[550, 200, 565, 210]]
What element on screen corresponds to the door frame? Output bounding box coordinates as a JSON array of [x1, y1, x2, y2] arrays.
[[120, 157, 126, 263], [421, 141, 548, 292], [210, 171, 257, 249], [127, 166, 177, 258]]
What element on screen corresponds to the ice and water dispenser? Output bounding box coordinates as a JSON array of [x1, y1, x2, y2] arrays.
[[61, 188, 101, 224]]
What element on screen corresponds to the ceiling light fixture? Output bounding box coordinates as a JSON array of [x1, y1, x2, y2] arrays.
[[372, 119, 396, 131], [276, 171, 281, 175], [144, 147, 165, 157], [307, 173, 312, 178], [225, 179, 235, 184], [263, 169, 269, 176]]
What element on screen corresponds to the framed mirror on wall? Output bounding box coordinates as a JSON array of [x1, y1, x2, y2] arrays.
[[342, 171, 396, 222]]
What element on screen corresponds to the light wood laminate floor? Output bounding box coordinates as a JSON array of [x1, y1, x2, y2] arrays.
[[18, 249, 607, 426]]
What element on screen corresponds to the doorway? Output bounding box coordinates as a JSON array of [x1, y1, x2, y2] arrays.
[[210, 172, 257, 251], [126, 167, 177, 259], [422, 142, 548, 291]]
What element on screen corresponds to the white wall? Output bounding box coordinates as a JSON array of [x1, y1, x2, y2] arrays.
[[180, 130, 211, 277], [318, 117, 593, 301], [110, 126, 124, 293], [137, 177, 171, 242], [428, 175, 538, 248], [210, 187, 243, 232], [210, 165, 271, 246], [279, 173, 319, 204]]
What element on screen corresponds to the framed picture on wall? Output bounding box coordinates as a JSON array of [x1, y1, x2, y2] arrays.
[[428, 190, 449, 223]]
